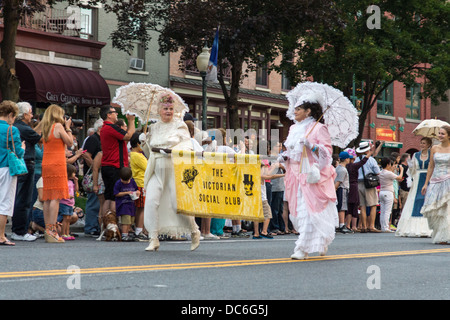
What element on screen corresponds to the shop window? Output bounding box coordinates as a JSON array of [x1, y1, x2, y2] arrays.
[[406, 84, 421, 120]]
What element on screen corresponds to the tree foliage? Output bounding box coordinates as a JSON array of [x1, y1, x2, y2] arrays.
[[155, 0, 339, 129], [273, 0, 450, 145]]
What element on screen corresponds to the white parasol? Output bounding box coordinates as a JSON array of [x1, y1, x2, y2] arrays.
[[286, 81, 359, 148], [112, 82, 189, 130], [412, 119, 450, 138]]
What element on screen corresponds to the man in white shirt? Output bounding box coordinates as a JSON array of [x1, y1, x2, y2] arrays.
[[355, 141, 381, 232]]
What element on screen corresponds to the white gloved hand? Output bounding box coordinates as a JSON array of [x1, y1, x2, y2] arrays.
[[300, 138, 314, 150]]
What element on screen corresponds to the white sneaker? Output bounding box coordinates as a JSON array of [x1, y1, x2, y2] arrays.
[[290, 251, 308, 260], [11, 232, 37, 242], [202, 233, 220, 240]]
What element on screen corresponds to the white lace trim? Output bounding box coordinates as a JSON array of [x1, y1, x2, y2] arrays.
[[290, 185, 337, 254], [284, 117, 315, 162]]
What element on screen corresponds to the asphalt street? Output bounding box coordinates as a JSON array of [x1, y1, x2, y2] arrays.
[[1, 226, 450, 306]]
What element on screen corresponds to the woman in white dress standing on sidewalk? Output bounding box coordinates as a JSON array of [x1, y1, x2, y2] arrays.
[[395, 137, 433, 238]]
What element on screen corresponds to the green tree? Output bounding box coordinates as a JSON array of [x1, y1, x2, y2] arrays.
[[156, 0, 338, 129], [0, 0, 159, 102], [274, 0, 450, 145]]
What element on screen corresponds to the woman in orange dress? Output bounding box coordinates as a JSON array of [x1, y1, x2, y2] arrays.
[[41, 105, 73, 243]]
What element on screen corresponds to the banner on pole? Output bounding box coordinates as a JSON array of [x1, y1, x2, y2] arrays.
[[172, 151, 264, 222]]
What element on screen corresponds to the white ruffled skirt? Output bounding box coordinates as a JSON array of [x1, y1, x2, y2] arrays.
[[290, 184, 337, 254], [420, 177, 450, 243], [395, 171, 432, 238]]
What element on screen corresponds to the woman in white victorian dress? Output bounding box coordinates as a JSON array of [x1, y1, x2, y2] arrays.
[[395, 137, 433, 238], [420, 126, 450, 244], [141, 94, 200, 252], [282, 92, 338, 260]]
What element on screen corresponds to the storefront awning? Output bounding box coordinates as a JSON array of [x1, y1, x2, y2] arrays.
[[16, 60, 110, 107], [383, 141, 403, 149]]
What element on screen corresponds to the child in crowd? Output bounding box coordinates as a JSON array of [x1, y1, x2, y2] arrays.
[[379, 157, 404, 232], [30, 177, 45, 236], [334, 151, 353, 233], [253, 162, 274, 239], [114, 167, 139, 241], [129, 133, 148, 241], [58, 164, 79, 240]]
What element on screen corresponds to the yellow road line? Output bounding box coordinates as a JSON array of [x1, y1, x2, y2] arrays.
[[1, 248, 449, 279]]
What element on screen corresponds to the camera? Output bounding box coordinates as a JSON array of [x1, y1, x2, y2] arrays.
[[62, 102, 83, 127], [64, 114, 84, 127]]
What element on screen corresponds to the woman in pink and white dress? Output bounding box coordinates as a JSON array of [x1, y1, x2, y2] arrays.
[[282, 92, 338, 260]]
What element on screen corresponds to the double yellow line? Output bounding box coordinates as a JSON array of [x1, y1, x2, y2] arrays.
[[1, 248, 449, 279]]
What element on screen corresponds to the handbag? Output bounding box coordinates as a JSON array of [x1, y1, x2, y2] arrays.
[[361, 158, 379, 189], [6, 125, 28, 176], [82, 166, 105, 193], [300, 145, 321, 184]]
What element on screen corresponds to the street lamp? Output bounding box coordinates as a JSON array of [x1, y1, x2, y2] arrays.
[[196, 46, 210, 130]]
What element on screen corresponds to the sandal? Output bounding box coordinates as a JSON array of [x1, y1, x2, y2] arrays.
[[0, 239, 15, 246]]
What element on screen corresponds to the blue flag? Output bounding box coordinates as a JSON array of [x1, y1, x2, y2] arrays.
[[206, 28, 219, 83]]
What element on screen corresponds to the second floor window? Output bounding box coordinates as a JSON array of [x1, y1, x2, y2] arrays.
[[256, 56, 268, 87], [281, 71, 291, 91], [377, 83, 394, 116], [256, 65, 268, 86], [406, 83, 421, 120], [350, 80, 364, 111]]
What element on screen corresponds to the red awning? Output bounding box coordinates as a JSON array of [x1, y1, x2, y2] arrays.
[[16, 60, 110, 107]]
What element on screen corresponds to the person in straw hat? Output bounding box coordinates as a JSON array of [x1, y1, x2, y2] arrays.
[[355, 141, 381, 233]]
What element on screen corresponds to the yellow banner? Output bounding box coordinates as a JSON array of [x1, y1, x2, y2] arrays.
[[172, 151, 264, 222]]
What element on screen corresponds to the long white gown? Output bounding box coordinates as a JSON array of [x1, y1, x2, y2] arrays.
[[420, 152, 450, 244], [142, 120, 199, 239], [395, 151, 432, 238]]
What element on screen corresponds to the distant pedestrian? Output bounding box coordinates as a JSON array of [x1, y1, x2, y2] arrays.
[[114, 167, 139, 241], [99, 106, 135, 217], [40, 104, 74, 243], [379, 157, 403, 232], [58, 164, 79, 241], [11, 102, 42, 242], [335, 151, 353, 234], [355, 141, 381, 233], [0, 101, 25, 246]]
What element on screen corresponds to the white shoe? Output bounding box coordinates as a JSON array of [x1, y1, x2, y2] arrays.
[[191, 231, 200, 251], [319, 246, 328, 256], [290, 251, 308, 260], [202, 233, 220, 240], [145, 238, 160, 251], [11, 233, 37, 242]]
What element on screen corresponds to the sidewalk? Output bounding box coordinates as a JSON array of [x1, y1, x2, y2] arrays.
[[4, 218, 85, 235]]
